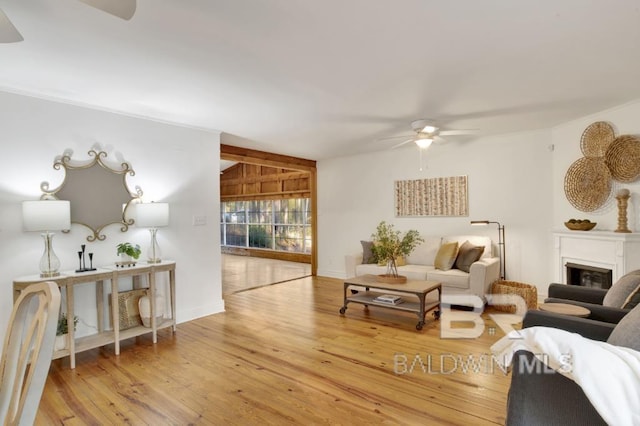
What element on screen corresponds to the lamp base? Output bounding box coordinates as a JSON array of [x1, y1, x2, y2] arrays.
[[40, 271, 60, 278], [147, 259, 162, 264]]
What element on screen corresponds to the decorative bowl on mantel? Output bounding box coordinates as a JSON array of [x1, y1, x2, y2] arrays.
[[564, 219, 597, 231]]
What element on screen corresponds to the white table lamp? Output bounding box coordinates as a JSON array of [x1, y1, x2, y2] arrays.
[[136, 202, 169, 263], [22, 200, 71, 277]]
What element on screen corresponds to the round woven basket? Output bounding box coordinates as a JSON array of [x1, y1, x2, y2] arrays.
[[580, 121, 615, 157], [604, 134, 640, 182], [491, 280, 538, 313], [564, 157, 612, 212]]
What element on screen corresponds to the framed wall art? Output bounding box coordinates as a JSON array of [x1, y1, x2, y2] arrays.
[[395, 176, 468, 217]]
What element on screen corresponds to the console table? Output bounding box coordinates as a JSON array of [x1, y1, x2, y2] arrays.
[[13, 260, 176, 369], [340, 275, 441, 330]]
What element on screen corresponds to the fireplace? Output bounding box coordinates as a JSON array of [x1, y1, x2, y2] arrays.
[[566, 262, 613, 289]]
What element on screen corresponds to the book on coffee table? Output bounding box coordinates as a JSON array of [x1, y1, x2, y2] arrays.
[[374, 294, 404, 305]]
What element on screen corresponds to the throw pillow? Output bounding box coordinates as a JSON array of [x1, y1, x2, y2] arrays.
[[434, 242, 459, 271], [360, 240, 376, 264], [607, 303, 640, 351], [603, 270, 640, 308], [454, 240, 485, 273], [395, 255, 406, 267], [623, 284, 640, 310]]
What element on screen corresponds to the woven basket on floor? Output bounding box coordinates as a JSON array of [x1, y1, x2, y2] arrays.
[[491, 280, 538, 313]]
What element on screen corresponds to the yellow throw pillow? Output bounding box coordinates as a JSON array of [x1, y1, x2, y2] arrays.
[[395, 255, 406, 266], [434, 242, 459, 271]]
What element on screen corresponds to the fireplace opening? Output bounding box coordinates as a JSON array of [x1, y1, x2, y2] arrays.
[[565, 263, 613, 289]]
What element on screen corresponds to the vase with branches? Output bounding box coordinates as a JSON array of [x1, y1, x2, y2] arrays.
[[371, 221, 423, 280]]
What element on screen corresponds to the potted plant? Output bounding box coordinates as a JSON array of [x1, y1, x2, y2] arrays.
[[371, 221, 423, 283], [116, 242, 141, 267], [55, 313, 78, 351]]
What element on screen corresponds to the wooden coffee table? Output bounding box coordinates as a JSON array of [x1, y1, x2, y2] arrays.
[[539, 302, 590, 318], [339, 275, 441, 330]]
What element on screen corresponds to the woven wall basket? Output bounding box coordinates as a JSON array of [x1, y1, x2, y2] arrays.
[[580, 121, 615, 157], [564, 157, 612, 212], [604, 134, 640, 182]]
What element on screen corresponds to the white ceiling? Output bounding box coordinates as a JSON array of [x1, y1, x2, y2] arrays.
[[2, 0, 640, 160]]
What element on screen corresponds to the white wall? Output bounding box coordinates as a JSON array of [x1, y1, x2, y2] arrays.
[[0, 91, 223, 343], [552, 100, 640, 232], [317, 128, 555, 293]]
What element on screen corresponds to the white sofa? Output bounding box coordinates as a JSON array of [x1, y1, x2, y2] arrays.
[[344, 235, 500, 301]]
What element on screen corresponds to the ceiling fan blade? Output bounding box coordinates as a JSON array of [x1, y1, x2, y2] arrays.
[[376, 133, 414, 142], [391, 138, 415, 149], [78, 0, 137, 20], [433, 135, 447, 144], [439, 129, 479, 136], [0, 9, 23, 43]]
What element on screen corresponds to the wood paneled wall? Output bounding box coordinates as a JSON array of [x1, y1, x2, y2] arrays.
[[220, 163, 310, 201]]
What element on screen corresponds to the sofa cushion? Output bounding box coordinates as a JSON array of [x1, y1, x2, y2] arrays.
[[434, 242, 459, 271], [427, 269, 470, 289], [603, 270, 640, 308], [360, 240, 377, 264], [455, 240, 485, 273], [607, 303, 640, 351], [406, 237, 441, 265], [444, 235, 492, 259]]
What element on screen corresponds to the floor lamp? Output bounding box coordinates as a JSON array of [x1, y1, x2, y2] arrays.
[[471, 220, 506, 280]]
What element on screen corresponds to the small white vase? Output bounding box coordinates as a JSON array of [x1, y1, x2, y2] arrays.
[[54, 334, 68, 351], [138, 294, 165, 328]]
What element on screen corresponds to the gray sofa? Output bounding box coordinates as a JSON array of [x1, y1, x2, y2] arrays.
[[345, 235, 500, 301]]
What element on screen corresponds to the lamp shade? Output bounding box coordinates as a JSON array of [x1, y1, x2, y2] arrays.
[[136, 202, 169, 228], [22, 200, 71, 231]]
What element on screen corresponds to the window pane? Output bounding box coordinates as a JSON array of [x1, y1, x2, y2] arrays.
[[248, 225, 273, 249], [275, 225, 304, 252], [221, 198, 311, 253], [225, 224, 246, 247], [224, 201, 246, 223]]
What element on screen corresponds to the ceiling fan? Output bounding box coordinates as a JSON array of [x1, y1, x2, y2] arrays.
[[384, 119, 478, 150], [0, 0, 137, 43]]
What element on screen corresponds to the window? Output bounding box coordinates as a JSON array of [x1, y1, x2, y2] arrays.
[[221, 198, 311, 254]]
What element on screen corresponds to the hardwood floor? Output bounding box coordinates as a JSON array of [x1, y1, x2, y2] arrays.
[[222, 253, 311, 295], [38, 276, 510, 425]]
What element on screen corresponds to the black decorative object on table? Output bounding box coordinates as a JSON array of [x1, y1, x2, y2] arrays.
[[75, 244, 96, 273]]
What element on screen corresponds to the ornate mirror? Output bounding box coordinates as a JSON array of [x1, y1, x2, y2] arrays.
[[41, 149, 143, 241]]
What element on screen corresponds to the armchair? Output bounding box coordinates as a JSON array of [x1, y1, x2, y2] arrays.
[[504, 305, 640, 425], [545, 283, 629, 323]]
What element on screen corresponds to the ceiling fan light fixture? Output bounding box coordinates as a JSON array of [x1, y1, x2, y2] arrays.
[[415, 138, 433, 149], [421, 125, 437, 134]]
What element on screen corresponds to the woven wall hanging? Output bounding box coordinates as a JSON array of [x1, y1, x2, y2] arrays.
[[580, 121, 615, 157], [564, 157, 612, 212], [604, 134, 640, 182]]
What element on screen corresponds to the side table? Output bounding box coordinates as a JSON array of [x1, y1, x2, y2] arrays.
[[538, 302, 590, 318]]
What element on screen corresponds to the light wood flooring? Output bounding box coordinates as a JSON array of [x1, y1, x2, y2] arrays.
[[222, 253, 311, 295], [38, 274, 510, 424]]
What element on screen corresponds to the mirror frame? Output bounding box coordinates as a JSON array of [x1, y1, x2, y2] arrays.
[[41, 149, 143, 242]]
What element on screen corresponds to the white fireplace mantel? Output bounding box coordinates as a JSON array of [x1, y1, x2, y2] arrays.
[[553, 231, 640, 284]]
